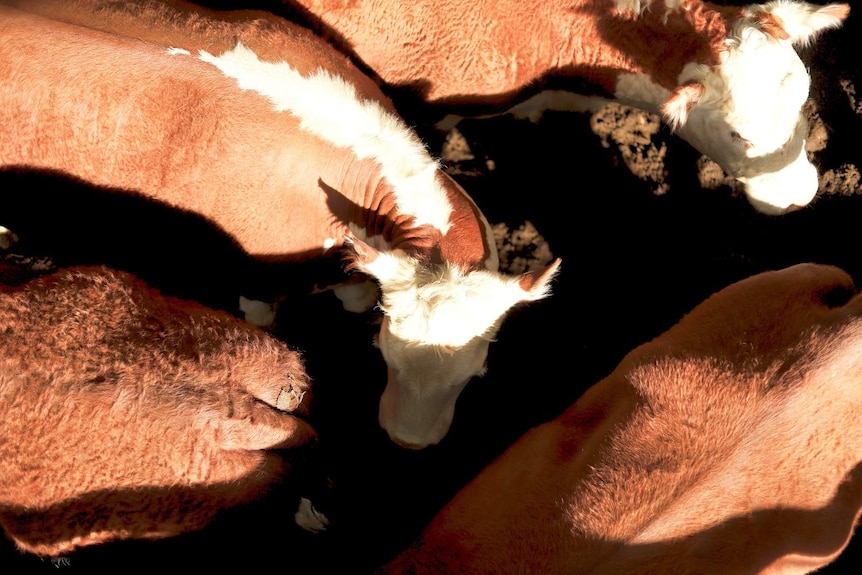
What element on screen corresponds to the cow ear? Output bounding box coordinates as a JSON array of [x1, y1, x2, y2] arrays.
[[343, 235, 408, 284], [661, 81, 705, 131], [343, 235, 378, 264], [518, 258, 562, 302], [763, 2, 849, 46]]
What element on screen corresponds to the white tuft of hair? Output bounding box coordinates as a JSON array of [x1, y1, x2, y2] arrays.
[[760, 0, 850, 47], [375, 255, 550, 348]]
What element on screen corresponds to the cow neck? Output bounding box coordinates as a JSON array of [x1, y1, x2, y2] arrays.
[[545, 0, 739, 99], [349, 167, 492, 272]]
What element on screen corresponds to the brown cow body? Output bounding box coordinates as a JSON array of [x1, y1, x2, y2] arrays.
[[380, 263, 862, 574], [0, 0, 559, 449], [0, 0, 468, 263], [0, 265, 315, 556]]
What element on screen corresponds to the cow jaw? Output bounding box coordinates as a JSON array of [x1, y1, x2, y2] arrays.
[[377, 336, 487, 449]]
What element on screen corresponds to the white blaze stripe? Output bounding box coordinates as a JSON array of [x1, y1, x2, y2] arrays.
[[194, 43, 453, 233]]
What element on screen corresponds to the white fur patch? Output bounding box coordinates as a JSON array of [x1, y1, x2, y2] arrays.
[[0, 226, 18, 250], [508, 90, 610, 121], [614, 73, 672, 113], [294, 497, 329, 534], [194, 43, 453, 233], [373, 256, 550, 348], [333, 281, 379, 313], [238, 295, 276, 327], [712, 34, 809, 156], [347, 222, 392, 251], [614, 0, 685, 15], [760, 0, 849, 46], [166, 47, 190, 56]]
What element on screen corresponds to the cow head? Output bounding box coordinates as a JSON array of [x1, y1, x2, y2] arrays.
[[658, 1, 849, 215], [345, 237, 560, 449]]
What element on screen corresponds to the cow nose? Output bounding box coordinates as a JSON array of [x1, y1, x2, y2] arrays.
[[731, 130, 754, 149]]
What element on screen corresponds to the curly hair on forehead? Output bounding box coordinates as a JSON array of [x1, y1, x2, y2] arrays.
[[377, 259, 485, 316], [610, 0, 735, 86], [747, 8, 793, 40], [674, 0, 739, 65], [374, 260, 515, 347]]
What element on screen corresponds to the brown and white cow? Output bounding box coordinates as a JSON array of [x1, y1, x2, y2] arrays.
[[0, 0, 560, 449], [0, 265, 315, 556], [281, 0, 849, 215], [378, 262, 862, 574]]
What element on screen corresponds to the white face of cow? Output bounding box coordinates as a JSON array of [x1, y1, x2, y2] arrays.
[[347, 238, 560, 449], [657, 1, 849, 215], [376, 319, 490, 449]]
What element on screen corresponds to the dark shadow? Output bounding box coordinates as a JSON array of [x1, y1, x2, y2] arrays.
[[0, 166, 361, 310], [0, 445, 325, 573]]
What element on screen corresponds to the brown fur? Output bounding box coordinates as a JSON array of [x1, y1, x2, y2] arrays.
[[379, 263, 862, 574], [0, 266, 315, 556], [276, 0, 849, 216], [281, 0, 745, 106], [279, 0, 846, 107]]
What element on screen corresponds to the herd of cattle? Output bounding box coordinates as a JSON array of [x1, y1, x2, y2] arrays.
[[1, 0, 859, 572]]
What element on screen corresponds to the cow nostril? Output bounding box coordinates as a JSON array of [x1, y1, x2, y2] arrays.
[[821, 284, 857, 309], [731, 131, 753, 149]]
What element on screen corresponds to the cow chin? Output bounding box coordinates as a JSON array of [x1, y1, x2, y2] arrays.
[[740, 146, 820, 216], [378, 371, 462, 450], [675, 108, 818, 215]]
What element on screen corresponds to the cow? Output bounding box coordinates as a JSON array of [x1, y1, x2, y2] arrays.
[[278, 0, 850, 215], [377, 262, 862, 574], [0, 0, 560, 449], [0, 265, 315, 557]]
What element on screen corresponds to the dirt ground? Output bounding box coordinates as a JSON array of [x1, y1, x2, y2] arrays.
[[3, 1, 861, 572]]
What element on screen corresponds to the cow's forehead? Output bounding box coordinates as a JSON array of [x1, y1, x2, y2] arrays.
[[384, 288, 501, 348], [722, 30, 808, 85]]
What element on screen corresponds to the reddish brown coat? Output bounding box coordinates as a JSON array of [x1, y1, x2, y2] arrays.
[[0, 266, 314, 556]]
